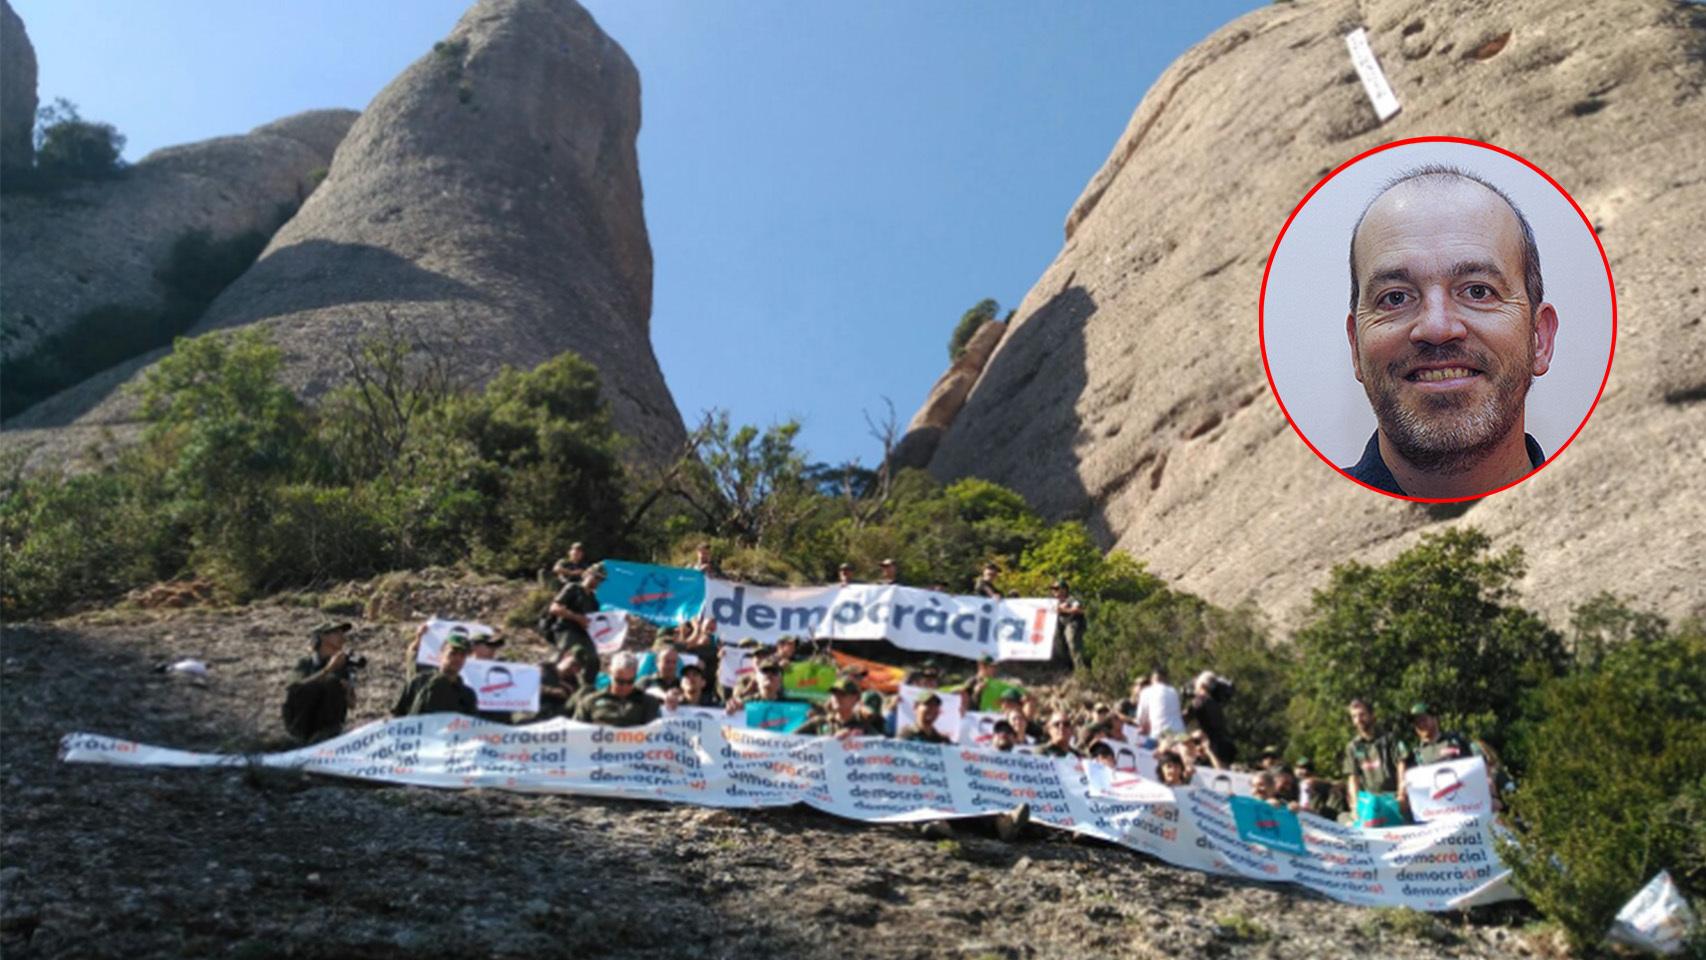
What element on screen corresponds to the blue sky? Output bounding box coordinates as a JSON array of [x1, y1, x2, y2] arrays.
[[15, 0, 1263, 467]]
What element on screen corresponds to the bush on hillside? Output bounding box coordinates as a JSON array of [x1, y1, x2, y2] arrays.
[[1500, 601, 1706, 952], [1284, 528, 1566, 765], [948, 298, 998, 361], [33, 98, 126, 181]]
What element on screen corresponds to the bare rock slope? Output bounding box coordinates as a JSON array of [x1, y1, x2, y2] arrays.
[[928, 0, 1706, 627], [5, 0, 686, 466], [0, 110, 357, 366], [892, 319, 1007, 470]]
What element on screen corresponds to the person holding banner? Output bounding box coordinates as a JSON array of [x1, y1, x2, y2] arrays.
[[573, 652, 659, 727], [1409, 702, 1510, 811], [972, 563, 1004, 600], [395, 634, 479, 717], [534, 647, 596, 720], [836, 562, 855, 587], [1343, 698, 1413, 827], [545, 563, 606, 662], [666, 661, 721, 710]]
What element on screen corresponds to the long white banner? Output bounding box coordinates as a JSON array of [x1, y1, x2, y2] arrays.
[[60, 717, 1518, 912], [703, 580, 1058, 661]]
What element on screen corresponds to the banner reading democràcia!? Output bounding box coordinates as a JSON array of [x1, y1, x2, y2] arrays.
[[703, 579, 1058, 662], [60, 716, 1521, 914]]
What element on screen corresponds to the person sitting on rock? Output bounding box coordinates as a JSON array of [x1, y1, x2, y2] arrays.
[[897, 691, 952, 744], [282, 621, 359, 743], [961, 655, 998, 713], [534, 647, 596, 721], [573, 651, 659, 727], [394, 633, 479, 717], [998, 688, 1042, 745], [545, 563, 605, 661], [1293, 757, 1347, 821]]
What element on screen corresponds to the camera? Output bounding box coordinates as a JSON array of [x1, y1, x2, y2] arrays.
[[336, 652, 368, 678]]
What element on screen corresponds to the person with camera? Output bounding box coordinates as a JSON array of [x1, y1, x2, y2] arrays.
[[283, 621, 364, 743]]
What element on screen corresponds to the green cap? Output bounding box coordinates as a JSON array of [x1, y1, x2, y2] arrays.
[[828, 678, 861, 696], [311, 621, 352, 638], [997, 688, 1025, 704], [1409, 702, 1433, 717], [860, 690, 884, 710], [1294, 756, 1314, 770], [443, 634, 473, 654]]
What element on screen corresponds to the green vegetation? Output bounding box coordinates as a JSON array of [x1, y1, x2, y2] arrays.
[[3, 328, 1701, 947], [1498, 602, 1706, 952], [2, 98, 127, 191], [1284, 528, 1567, 765], [947, 297, 998, 361]]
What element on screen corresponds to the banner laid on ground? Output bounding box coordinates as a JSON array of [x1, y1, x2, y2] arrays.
[[60, 716, 1520, 913], [596, 561, 706, 626], [705, 580, 1058, 662]]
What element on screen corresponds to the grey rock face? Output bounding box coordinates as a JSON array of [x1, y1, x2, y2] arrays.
[[0, 0, 34, 172], [1, 110, 357, 369], [929, 0, 1706, 627], [892, 320, 1007, 470], [7, 0, 685, 467]]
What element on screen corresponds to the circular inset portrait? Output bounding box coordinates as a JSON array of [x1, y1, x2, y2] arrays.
[[1260, 138, 1615, 502]]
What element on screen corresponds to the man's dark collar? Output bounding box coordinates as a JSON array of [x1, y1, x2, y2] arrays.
[[1343, 431, 1546, 496]]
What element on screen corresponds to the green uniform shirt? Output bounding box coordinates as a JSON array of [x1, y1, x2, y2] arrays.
[[1343, 732, 1412, 795], [407, 673, 479, 717], [897, 724, 952, 745], [573, 689, 661, 727], [549, 583, 602, 656], [797, 712, 882, 738], [1413, 731, 1476, 767]]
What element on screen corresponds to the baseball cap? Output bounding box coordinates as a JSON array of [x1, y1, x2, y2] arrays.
[[311, 621, 352, 638], [997, 688, 1025, 704], [918, 691, 942, 707], [443, 634, 474, 654], [1409, 702, 1434, 717], [828, 678, 861, 696]]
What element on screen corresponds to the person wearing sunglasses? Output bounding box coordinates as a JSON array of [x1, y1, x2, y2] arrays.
[[573, 651, 659, 727]]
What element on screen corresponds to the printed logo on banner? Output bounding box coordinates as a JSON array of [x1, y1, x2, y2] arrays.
[[588, 612, 629, 654], [1230, 795, 1308, 856], [1404, 756, 1492, 823], [1191, 767, 1257, 798], [595, 561, 706, 626], [782, 661, 838, 702], [957, 711, 1003, 747], [718, 646, 756, 692], [460, 660, 541, 713], [416, 618, 496, 665], [744, 700, 812, 734]]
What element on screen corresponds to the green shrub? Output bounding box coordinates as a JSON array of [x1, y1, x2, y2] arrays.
[[1084, 590, 1290, 758], [33, 98, 125, 180], [1284, 528, 1565, 765], [1500, 606, 1706, 952], [947, 298, 998, 361]]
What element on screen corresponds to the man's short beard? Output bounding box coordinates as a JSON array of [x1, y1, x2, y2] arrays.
[[1362, 337, 1534, 475]]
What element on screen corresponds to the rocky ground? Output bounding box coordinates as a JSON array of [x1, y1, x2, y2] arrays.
[[1, 570, 1552, 959]]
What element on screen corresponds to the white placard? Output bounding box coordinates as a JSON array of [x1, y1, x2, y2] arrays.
[[460, 660, 540, 713], [416, 617, 496, 665], [1345, 27, 1401, 122], [1404, 756, 1492, 822]]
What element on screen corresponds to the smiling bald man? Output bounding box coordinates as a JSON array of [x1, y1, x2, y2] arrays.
[[1342, 165, 1559, 499]]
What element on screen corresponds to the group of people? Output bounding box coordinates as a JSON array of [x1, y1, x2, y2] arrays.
[[283, 545, 1498, 833]]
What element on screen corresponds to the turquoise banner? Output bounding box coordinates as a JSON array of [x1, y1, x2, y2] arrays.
[[744, 700, 812, 734], [595, 560, 706, 626], [1355, 791, 1407, 829], [1230, 795, 1307, 855]]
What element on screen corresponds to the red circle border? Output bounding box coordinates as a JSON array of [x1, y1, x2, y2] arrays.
[[1256, 136, 1618, 504]]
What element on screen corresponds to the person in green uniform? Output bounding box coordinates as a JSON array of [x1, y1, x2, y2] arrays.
[[1051, 580, 1087, 671], [282, 621, 359, 742], [897, 692, 952, 744], [1343, 698, 1413, 825], [546, 564, 606, 661], [1407, 702, 1474, 766], [960, 655, 998, 713], [533, 646, 596, 721], [573, 651, 661, 727], [797, 679, 883, 738], [398, 633, 479, 717], [1037, 710, 1083, 758]]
